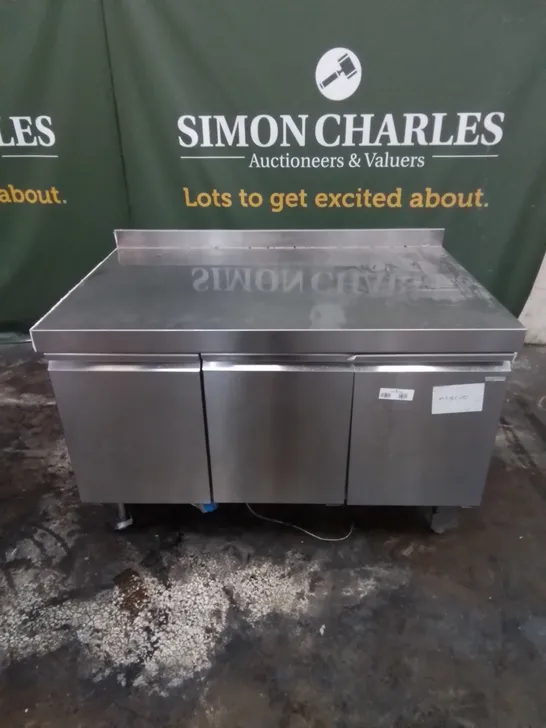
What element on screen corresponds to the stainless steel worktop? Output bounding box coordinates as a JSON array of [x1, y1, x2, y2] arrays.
[[31, 230, 524, 356], [31, 230, 526, 513]]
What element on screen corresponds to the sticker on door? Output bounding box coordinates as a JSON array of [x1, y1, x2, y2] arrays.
[[432, 382, 485, 414], [379, 388, 415, 402]]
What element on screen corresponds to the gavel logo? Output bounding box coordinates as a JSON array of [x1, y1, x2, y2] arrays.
[[315, 48, 362, 101], [319, 53, 358, 89]]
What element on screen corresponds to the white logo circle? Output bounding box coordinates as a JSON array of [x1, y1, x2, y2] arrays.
[[315, 48, 362, 101]]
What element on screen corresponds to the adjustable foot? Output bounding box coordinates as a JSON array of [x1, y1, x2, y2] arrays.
[[423, 506, 459, 534], [114, 503, 133, 531]]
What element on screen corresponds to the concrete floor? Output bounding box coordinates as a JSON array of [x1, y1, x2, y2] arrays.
[[2, 345, 546, 727]]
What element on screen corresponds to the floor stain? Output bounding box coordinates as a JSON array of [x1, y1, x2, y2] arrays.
[[114, 568, 151, 620]]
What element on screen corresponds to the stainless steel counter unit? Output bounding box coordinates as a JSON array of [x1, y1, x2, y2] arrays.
[[31, 229, 525, 523]]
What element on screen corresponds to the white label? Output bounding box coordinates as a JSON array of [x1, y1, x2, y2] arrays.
[[379, 387, 414, 402], [432, 382, 485, 414], [485, 376, 506, 382]]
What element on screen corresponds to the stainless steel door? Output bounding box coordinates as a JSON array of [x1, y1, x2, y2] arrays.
[[347, 361, 511, 506], [203, 358, 354, 503], [49, 359, 210, 503]]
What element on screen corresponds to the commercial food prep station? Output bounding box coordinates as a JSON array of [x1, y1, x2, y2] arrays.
[[31, 229, 525, 532]]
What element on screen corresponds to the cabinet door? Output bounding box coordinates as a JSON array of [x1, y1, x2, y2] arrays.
[[203, 360, 353, 503], [49, 359, 210, 503], [347, 362, 511, 506]]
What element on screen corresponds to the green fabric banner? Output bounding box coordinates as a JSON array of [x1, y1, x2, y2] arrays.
[[0, 0, 128, 328], [1, 0, 546, 326], [104, 0, 546, 314]]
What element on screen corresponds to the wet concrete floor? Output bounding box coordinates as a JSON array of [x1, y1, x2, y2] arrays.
[[1, 344, 546, 727]]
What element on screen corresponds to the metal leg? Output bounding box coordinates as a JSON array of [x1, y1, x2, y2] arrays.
[[114, 503, 133, 531], [423, 506, 459, 534]]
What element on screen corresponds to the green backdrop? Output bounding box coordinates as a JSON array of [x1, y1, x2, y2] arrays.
[[2, 0, 546, 327], [0, 0, 128, 328]]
